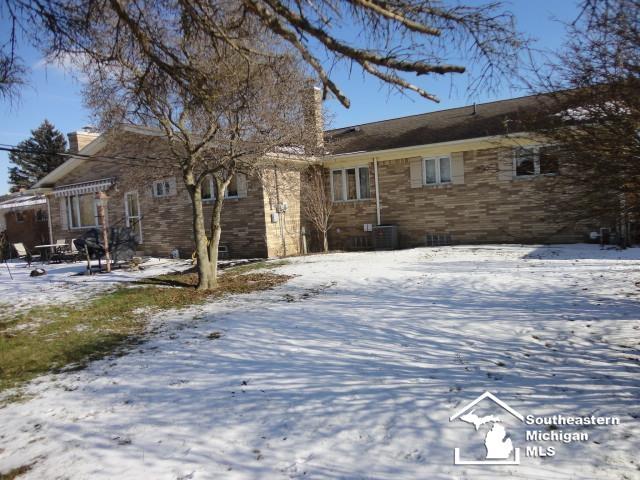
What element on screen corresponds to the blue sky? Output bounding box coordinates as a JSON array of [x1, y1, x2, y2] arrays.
[[0, 1, 580, 195]]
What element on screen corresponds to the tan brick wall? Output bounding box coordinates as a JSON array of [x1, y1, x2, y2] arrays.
[[261, 168, 302, 257], [48, 131, 269, 259], [327, 147, 586, 249], [327, 162, 378, 250]]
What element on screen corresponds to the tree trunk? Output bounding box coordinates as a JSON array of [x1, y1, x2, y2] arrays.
[[322, 231, 329, 253], [186, 177, 212, 290], [206, 186, 224, 289]]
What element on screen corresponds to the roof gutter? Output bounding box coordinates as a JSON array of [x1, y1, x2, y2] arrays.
[[324, 132, 540, 163], [23, 187, 53, 195]]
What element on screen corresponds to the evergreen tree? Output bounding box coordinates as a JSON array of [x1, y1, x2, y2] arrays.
[[8, 120, 67, 191]]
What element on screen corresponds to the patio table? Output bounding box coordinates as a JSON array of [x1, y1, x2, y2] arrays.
[[34, 243, 68, 264]]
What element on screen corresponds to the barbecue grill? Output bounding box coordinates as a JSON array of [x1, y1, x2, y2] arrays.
[[73, 227, 138, 270]]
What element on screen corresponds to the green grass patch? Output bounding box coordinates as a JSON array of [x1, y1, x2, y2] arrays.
[[225, 259, 290, 275], [0, 270, 289, 394]]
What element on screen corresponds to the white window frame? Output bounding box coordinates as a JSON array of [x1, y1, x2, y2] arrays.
[[124, 190, 143, 244], [153, 179, 172, 198], [201, 175, 240, 202], [330, 166, 371, 202], [65, 194, 100, 230], [225, 175, 239, 199], [202, 175, 215, 202], [423, 155, 452, 185], [513, 145, 559, 178]]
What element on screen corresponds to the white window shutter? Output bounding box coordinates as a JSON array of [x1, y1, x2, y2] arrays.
[[409, 157, 423, 188], [59, 198, 68, 230], [497, 148, 514, 181], [236, 173, 248, 198], [451, 152, 465, 184]]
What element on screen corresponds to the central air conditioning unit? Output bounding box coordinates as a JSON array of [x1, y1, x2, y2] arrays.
[[372, 225, 399, 250]]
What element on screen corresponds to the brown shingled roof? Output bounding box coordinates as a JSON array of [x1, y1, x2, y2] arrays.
[[324, 93, 555, 155]]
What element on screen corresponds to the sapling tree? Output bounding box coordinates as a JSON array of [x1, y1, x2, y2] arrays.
[[301, 167, 333, 252]]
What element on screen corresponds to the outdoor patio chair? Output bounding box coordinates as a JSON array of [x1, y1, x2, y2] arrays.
[[50, 239, 69, 263], [12, 242, 39, 267], [64, 239, 82, 263]]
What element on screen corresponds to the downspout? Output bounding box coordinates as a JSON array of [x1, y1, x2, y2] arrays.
[[374, 157, 381, 225], [46, 195, 53, 244]]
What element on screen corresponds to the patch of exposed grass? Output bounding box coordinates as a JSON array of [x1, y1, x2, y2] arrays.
[[140, 260, 290, 287], [0, 271, 289, 394], [225, 259, 290, 275], [0, 462, 35, 479]]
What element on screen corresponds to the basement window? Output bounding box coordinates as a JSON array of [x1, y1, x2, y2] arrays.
[[331, 166, 370, 201]]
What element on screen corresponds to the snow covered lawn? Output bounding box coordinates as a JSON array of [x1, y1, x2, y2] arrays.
[[1, 244, 639, 479], [0, 257, 256, 312], [0, 257, 193, 312]]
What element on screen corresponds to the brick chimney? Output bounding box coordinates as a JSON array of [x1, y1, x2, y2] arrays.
[[67, 128, 100, 153], [303, 86, 324, 154]]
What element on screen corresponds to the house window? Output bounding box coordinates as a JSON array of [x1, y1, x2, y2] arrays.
[[226, 175, 239, 198], [202, 176, 214, 201], [332, 170, 344, 202], [36, 210, 48, 222], [202, 174, 242, 202], [15, 211, 25, 223], [539, 146, 560, 175], [331, 166, 370, 202], [424, 156, 451, 185], [65, 194, 100, 229], [514, 146, 559, 177], [153, 179, 172, 197], [124, 191, 143, 243]]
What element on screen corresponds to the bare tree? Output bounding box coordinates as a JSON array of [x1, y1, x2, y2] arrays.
[[12, 0, 525, 107], [301, 167, 333, 253], [84, 22, 310, 289], [2, 0, 529, 281], [0, 3, 25, 103], [524, 0, 640, 245]]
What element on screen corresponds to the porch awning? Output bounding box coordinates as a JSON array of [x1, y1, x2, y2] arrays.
[[53, 178, 116, 197], [0, 195, 47, 210]]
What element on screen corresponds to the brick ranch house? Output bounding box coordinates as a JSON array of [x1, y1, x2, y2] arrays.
[[32, 94, 590, 259], [324, 94, 586, 249], [33, 126, 306, 259]]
